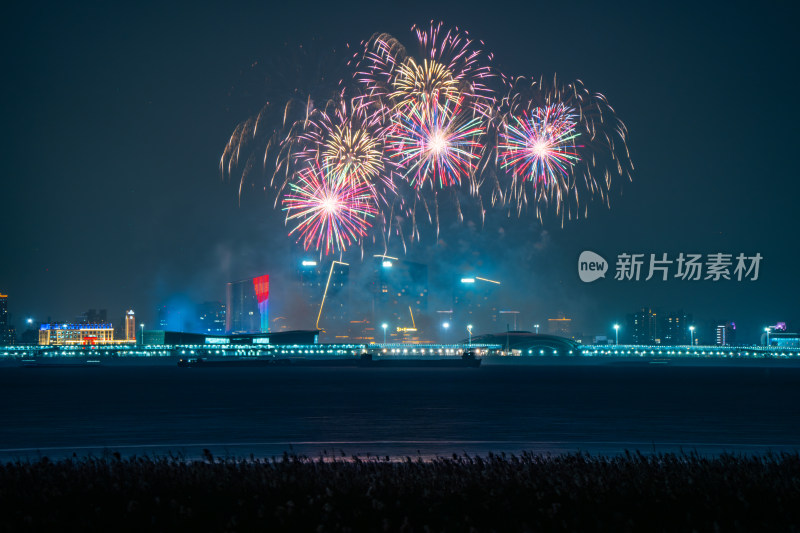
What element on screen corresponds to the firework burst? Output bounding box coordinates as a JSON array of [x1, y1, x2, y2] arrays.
[[499, 104, 581, 186], [288, 98, 394, 203], [354, 21, 495, 116], [282, 161, 378, 256], [497, 76, 633, 220], [387, 96, 485, 189]]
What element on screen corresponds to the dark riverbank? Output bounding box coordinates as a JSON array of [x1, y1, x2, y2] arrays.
[[1, 451, 798, 532]]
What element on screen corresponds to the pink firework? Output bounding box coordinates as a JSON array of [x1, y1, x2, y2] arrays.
[[282, 162, 378, 255], [498, 104, 582, 186], [386, 96, 485, 189]]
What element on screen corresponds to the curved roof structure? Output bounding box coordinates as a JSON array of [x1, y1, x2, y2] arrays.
[[468, 331, 580, 353]]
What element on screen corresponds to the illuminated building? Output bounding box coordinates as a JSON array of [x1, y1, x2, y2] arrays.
[[547, 316, 572, 337], [763, 330, 800, 348], [226, 276, 269, 334], [628, 308, 657, 345], [297, 259, 326, 317], [659, 311, 692, 345], [372, 255, 428, 341], [452, 274, 499, 332], [313, 261, 350, 339], [197, 301, 226, 334], [298, 260, 350, 334], [157, 305, 169, 329], [142, 329, 319, 346], [762, 323, 798, 347], [253, 275, 269, 333], [0, 293, 15, 346], [626, 308, 692, 345], [39, 323, 115, 345], [715, 322, 736, 346], [125, 310, 136, 342]]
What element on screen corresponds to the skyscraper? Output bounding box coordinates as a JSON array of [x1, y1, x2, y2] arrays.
[[452, 274, 499, 333], [0, 293, 15, 346], [0, 293, 7, 327], [253, 275, 269, 333], [372, 256, 428, 340], [628, 307, 657, 345], [659, 311, 692, 345], [197, 301, 226, 334], [716, 322, 736, 346], [226, 276, 268, 334], [547, 315, 572, 337], [305, 260, 350, 335], [125, 310, 136, 342]]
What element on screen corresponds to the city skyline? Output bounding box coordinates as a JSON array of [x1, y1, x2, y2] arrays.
[[2, 272, 794, 346]]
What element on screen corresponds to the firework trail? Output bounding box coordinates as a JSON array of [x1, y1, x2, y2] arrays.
[[220, 39, 348, 203], [282, 161, 377, 256]]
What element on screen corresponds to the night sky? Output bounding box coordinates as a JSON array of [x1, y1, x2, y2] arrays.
[[2, 1, 798, 343]]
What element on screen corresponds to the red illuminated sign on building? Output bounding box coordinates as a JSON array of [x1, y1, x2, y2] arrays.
[[253, 275, 270, 304]]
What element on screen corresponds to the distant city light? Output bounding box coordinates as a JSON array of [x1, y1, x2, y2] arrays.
[[461, 278, 475, 283], [301, 260, 317, 266], [382, 261, 393, 267]]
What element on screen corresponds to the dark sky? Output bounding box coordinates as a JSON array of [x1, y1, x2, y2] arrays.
[[1, 1, 798, 343]]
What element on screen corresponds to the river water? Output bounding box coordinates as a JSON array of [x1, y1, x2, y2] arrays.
[[1, 362, 798, 461]]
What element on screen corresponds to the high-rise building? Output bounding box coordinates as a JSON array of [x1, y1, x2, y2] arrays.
[[226, 275, 269, 334], [659, 311, 692, 345], [305, 261, 350, 336], [297, 260, 326, 320], [156, 305, 170, 329], [716, 322, 736, 346], [125, 310, 136, 342], [628, 307, 657, 345], [0, 293, 7, 326], [197, 301, 226, 334], [297, 259, 351, 333], [0, 293, 15, 346], [253, 275, 269, 333], [452, 274, 499, 334], [372, 256, 428, 341], [547, 315, 572, 337]]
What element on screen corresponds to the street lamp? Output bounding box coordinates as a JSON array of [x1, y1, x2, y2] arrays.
[[442, 322, 450, 343], [534, 324, 540, 334], [765, 327, 770, 347], [689, 325, 695, 346], [26, 318, 33, 326], [467, 324, 473, 346], [382, 323, 388, 345], [613, 324, 620, 345], [140, 323, 145, 346]]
